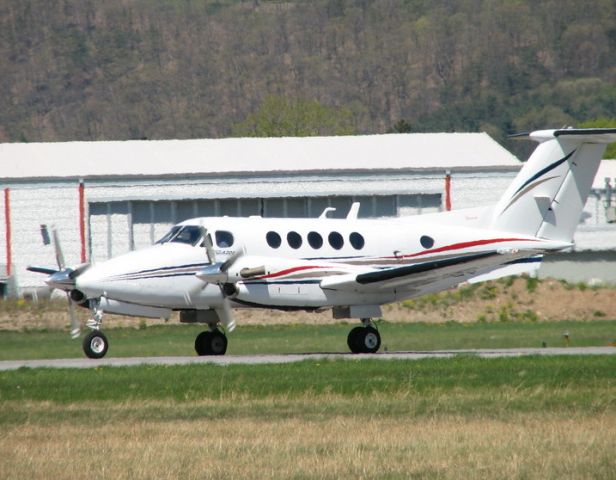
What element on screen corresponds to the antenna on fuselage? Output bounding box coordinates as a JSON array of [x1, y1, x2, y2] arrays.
[[347, 202, 360, 219], [319, 207, 336, 218]]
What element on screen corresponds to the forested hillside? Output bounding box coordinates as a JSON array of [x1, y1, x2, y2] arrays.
[[1, 0, 615, 156]]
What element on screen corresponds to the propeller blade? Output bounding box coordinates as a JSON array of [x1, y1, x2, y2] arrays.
[[27, 266, 59, 275], [220, 246, 245, 273], [216, 298, 236, 333], [204, 233, 216, 264], [66, 293, 81, 339], [51, 228, 65, 270]]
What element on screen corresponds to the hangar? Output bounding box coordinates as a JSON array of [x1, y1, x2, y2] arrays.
[[0, 132, 524, 294]]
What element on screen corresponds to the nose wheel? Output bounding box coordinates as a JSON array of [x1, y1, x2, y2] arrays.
[[82, 299, 109, 359], [83, 330, 109, 359], [195, 329, 228, 356], [347, 320, 381, 354]]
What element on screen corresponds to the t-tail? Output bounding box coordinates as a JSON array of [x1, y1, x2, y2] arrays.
[[490, 128, 616, 242]]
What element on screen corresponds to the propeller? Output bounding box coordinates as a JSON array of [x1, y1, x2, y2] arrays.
[[27, 225, 90, 339], [190, 232, 245, 332]]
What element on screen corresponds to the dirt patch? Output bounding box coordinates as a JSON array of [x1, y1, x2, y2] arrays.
[[1, 277, 615, 332]]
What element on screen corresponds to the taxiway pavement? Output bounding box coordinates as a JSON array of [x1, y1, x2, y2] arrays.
[[0, 346, 614, 371]]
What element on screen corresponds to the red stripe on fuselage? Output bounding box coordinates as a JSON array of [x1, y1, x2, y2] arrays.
[[256, 265, 333, 280], [386, 237, 537, 260]]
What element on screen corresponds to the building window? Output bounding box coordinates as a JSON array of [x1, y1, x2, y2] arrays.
[[266, 231, 281, 249], [287, 231, 302, 249], [215, 230, 234, 248], [349, 232, 365, 250], [307, 231, 323, 249], [328, 232, 344, 250]]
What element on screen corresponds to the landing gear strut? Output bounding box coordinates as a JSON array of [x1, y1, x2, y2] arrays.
[[347, 319, 381, 354], [195, 329, 228, 356], [83, 300, 109, 359]]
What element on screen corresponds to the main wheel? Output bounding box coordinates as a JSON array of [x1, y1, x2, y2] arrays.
[[347, 326, 381, 354], [347, 326, 364, 353], [83, 330, 109, 359], [195, 330, 228, 356], [209, 330, 228, 355], [361, 326, 381, 353]]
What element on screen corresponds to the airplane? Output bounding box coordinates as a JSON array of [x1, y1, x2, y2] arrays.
[[28, 127, 616, 359]]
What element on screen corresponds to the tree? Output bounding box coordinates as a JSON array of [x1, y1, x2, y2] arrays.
[[580, 119, 616, 159], [231, 96, 356, 137], [391, 119, 412, 133]]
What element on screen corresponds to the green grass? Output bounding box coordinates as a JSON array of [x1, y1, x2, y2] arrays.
[[1, 354, 615, 479], [0, 356, 614, 424], [0, 320, 615, 361]]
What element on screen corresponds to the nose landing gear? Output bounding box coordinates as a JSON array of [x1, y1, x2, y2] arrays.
[[83, 330, 109, 359], [82, 300, 109, 359]]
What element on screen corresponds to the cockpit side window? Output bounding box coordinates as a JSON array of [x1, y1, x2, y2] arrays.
[[156, 226, 181, 244], [172, 226, 203, 245], [215, 230, 235, 248], [156, 226, 203, 246]]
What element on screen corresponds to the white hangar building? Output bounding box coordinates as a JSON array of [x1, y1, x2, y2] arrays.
[[1, 132, 523, 295]]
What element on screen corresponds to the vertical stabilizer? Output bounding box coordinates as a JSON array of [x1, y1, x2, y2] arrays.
[[491, 128, 616, 242]]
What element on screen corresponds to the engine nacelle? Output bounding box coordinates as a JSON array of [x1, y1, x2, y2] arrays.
[[69, 289, 88, 305]]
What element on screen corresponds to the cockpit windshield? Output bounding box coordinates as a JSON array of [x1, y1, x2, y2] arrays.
[[156, 225, 203, 246]]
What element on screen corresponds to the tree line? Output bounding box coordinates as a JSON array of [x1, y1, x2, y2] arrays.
[[0, 0, 615, 157]]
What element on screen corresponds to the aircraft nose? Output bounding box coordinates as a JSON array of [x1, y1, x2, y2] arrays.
[[75, 265, 108, 298]]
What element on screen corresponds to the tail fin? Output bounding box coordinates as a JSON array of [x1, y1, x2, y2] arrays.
[[490, 128, 616, 242]]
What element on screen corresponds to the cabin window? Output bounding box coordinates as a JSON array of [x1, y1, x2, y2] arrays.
[[215, 230, 235, 248], [287, 231, 302, 249], [307, 231, 323, 249], [266, 231, 282, 249], [420, 235, 434, 249], [349, 232, 365, 250], [328, 232, 344, 250]]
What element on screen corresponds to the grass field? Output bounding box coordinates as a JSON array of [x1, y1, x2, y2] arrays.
[[1, 356, 615, 479], [1, 319, 616, 360], [1, 317, 615, 478]]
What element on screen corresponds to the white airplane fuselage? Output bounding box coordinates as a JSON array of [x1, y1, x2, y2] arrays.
[[76, 214, 562, 312], [33, 128, 616, 358]]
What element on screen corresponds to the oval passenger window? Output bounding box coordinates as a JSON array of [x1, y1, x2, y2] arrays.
[[266, 231, 282, 249], [287, 231, 302, 249], [307, 231, 323, 249], [420, 235, 434, 249], [328, 232, 344, 250], [349, 232, 365, 250]]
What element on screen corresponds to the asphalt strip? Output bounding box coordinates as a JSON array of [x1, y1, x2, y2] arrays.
[[0, 347, 615, 371]]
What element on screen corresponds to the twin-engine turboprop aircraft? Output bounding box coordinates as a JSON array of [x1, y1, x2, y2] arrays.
[[29, 128, 616, 358]]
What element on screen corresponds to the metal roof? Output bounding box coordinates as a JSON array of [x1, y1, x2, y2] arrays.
[[0, 132, 520, 181]]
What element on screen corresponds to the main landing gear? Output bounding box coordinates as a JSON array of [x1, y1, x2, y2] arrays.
[[347, 319, 381, 354], [82, 300, 109, 359], [194, 329, 228, 356]]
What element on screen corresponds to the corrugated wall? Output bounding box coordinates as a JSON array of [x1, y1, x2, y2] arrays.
[[5, 172, 518, 289]]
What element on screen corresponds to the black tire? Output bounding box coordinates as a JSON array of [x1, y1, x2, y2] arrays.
[[209, 330, 228, 355], [347, 326, 364, 354], [347, 326, 381, 354], [83, 330, 109, 359], [195, 330, 228, 356], [195, 331, 212, 356]]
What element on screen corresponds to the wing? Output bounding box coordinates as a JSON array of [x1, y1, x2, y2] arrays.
[[320, 250, 539, 294]]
